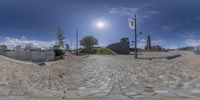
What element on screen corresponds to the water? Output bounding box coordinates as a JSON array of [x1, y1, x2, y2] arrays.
[[0, 51, 55, 62]]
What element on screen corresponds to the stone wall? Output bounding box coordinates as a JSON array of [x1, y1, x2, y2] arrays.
[[107, 42, 129, 54], [0, 51, 55, 62]]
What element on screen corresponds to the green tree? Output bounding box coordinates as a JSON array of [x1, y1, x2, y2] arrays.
[[80, 36, 98, 54], [53, 25, 65, 60]]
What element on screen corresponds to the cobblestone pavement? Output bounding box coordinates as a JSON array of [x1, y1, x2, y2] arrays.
[[1, 51, 200, 100]]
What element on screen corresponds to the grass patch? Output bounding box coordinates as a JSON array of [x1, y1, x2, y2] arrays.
[[79, 48, 115, 55], [94, 48, 115, 55]]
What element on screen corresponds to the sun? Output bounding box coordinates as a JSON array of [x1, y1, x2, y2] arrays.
[[96, 21, 105, 28]]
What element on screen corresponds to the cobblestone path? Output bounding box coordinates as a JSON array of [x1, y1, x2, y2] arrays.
[[1, 51, 200, 100]]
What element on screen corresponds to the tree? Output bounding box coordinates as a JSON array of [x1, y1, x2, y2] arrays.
[[54, 25, 65, 50], [53, 25, 65, 60], [80, 36, 98, 54], [120, 37, 129, 43]]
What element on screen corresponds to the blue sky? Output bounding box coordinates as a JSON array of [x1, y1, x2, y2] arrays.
[[0, 0, 200, 49]]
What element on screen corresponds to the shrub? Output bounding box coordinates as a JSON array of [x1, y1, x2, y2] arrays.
[[54, 50, 64, 60]]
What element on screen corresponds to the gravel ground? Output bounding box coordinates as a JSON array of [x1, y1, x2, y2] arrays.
[[0, 51, 200, 100]]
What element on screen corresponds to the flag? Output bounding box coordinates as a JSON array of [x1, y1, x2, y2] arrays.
[[128, 18, 135, 29]]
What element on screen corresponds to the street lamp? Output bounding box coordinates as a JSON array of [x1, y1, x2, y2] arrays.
[[132, 32, 143, 43], [76, 29, 79, 55], [128, 15, 143, 58]]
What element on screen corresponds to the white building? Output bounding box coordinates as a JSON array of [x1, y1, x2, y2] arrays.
[[15, 45, 24, 51]]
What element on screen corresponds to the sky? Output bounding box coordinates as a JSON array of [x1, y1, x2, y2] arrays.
[[0, 0, 200, 49]]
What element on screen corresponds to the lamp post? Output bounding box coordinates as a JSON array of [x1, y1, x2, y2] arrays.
[[134, 15, 138, 59], [128, 15, 143, 59], [76, 29, 79, 55]]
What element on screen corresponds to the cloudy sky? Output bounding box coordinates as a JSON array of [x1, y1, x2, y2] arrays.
[[0, 0, 200, 49]]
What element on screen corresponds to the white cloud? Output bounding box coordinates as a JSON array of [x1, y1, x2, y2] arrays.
[[183, 39, 200, 47], [109, 7, 159, 22], [152, 39, 166, 46], [137, 38, 147, 48], [178, 32, 195, 39], [178, 32, 200, 47], [3, 36, 56, 49], [109, 7, 140, 16]]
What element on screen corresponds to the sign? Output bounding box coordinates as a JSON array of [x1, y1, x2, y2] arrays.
[[128, 18, 135, 29]]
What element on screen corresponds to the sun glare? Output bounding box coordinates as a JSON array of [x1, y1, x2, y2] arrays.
[[96, 21, 105, 28]]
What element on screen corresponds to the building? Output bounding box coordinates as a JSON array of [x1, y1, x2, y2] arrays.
[[24, 43, 41, 51], [66, 44, 69, 51], [24, 43, 33, 51], [179, 46, 194, 51], [145, 34, 151, 51], [107, 42, 129, 54], [152, 45, 162, 51], [107, 38, 130, 54], [0, 45, 7, 51], [15, 45, 24, 51]]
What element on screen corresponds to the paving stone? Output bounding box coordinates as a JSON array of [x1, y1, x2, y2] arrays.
[[144, 85, 154, 92], [120, 86, 127, 89], [124, 91, 141, 96], [78, 87, 87, 90], [1, 51, 200, 99], [190, 89, 200, 94], [121, 89, 130, 92], [154, 90, 169, 94]]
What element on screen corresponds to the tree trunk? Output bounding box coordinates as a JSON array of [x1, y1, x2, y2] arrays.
[[89, 46, 91, 54]]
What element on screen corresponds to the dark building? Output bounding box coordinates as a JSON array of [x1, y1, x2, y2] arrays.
[[66, 44, 69, 51], [107, 42, 129, 54], [145, 34, 151, 50], [152, 45, 162, 51], [178, 46, 194, 51], [107, 38, 130, 54]]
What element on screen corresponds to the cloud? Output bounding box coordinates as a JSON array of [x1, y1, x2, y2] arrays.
[[137, 38, 146, 48], [3, 36, 56, 49], [183, 39, 200, 47], [179, 32, 195, 39], [109, 7, 159, 22], [109, 7, 140, 16], [161, 25, 177, 32], [177, 32, 200, 47]]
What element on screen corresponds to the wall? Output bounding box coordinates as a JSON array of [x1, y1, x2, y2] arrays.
[[107, 42, 129, 54], [0, 51, 55, 62]]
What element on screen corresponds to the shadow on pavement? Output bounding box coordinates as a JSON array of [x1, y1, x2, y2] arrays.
[[138, 54, 181, 60], [166, 54, 181, 60]]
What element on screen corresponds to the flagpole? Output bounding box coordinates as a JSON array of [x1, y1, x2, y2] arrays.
[[134, 15, 137, 59]]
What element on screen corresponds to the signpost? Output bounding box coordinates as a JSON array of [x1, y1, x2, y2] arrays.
[[128, 15, 138, 58]]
